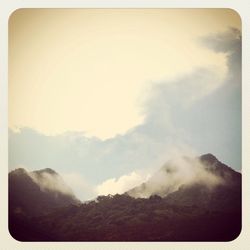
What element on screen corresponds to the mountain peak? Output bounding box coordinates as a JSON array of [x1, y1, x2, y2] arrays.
[[199, 153, 218, 164], [128, 153, 240, 199], [32, 168, 58, 175], [9, 167, 81, 219], [10, 168, 28, 176]]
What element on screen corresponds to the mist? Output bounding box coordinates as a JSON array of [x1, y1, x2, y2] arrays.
[[29, 169, 75, 197]]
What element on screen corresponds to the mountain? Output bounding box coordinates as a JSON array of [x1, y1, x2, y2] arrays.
[[9, 168, 81, 240], [199, 153, 241, 186], [163, 154, 241, 212], [9, 154, 241, 241], [9, 168, 80, 217], [127, 153, 241, 201]]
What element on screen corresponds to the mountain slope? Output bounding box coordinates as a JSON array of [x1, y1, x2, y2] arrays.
[[9, 168, 80, 217], [127, 153, 241, 199], [9, 167, 81, 240], [8, 154, 241, 241], [164, 154, 241, 212], [31, 192, 241, 241]]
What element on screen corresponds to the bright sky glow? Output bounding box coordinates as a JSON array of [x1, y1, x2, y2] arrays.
[[9, 9, 240, 139]]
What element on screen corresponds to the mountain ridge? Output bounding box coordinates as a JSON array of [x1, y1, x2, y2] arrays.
[[9, 153, 241, 241], [9, 167, 80, 217], [127, 153, 240, 199]]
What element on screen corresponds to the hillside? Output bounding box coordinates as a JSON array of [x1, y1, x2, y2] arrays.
[[9, 167, 81, 240], [9, 154, 241, 241]]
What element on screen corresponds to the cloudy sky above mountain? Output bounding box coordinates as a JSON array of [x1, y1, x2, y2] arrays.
[[9, 9, 241, 200]]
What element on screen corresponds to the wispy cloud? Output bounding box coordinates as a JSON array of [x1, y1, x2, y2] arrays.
[[96, 171, 151, 196], [29, 170, 75, 196], [200, 27, 241, 83]]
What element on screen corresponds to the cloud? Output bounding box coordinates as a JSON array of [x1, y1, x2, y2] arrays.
[[142, 28, 241, 130], [136, 27, 241, 169], [29, 170, 75, 196], [144, 68, 223, 112], [96, 171, 151, 196], [201, 28, 241, 53], [29, 167, 96, 201], [139, 67, 224, 143], [200, 27, 241, 83]]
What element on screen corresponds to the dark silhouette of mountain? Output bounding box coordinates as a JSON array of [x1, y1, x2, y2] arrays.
[[9, 167, 80, 240], [9, 154, 241, 241], [199, 153, 241, 186], [164, 154, 241, 212], [9, 168, 80, 216]]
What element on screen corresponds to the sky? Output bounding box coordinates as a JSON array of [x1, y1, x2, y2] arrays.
[[9, 9, 241, 200]]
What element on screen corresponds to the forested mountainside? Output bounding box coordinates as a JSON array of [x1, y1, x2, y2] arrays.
[[9, 154, 241, 241]]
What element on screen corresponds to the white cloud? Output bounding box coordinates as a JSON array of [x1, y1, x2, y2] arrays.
[[29, 171, 74, 196], [96, 171, 151, 196]]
